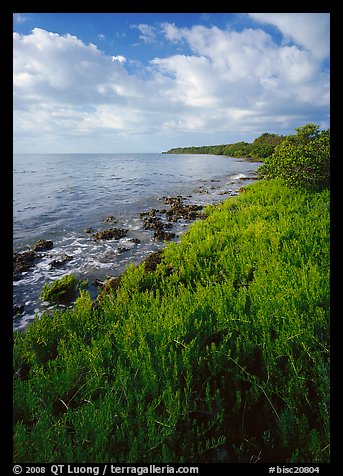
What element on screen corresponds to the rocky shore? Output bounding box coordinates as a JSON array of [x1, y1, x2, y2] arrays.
[[13, 194, 211, 319], [13, 168, 261, 328]]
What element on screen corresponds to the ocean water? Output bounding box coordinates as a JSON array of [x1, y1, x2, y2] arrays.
[[13, 153, 261, 330]]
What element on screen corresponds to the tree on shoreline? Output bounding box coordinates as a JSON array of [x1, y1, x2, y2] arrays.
[[258, 123, 330, 190]]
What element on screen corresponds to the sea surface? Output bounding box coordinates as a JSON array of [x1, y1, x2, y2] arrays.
[[13, 153, 261, 330]]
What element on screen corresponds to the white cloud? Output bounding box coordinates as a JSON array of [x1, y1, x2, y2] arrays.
[[111, 55, 126, 64], [13, 22, 329, 153], [248, 13, 330, 60], [161, 22, 182, 42], [156, 23, 329, 113], [131, 23, 157, 43], [13, 13, 27, 24]]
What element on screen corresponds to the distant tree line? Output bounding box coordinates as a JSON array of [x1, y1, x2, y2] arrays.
[[164, 132, 285, 161], [165, 123, 330, 190]]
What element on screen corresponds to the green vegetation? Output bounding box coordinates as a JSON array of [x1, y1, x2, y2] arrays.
[[165, 132, 284, 161], [40, 274, 88, 305], [13, 177, 330, 463], [258, 124, 330, 190]]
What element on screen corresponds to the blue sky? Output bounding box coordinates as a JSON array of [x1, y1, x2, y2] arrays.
[[13, 13, 330, 153]]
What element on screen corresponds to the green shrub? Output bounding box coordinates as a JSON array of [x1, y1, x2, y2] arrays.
[[40, 274, 88, 305], [258, 124, 330, 190]]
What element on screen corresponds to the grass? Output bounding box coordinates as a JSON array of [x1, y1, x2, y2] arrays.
[[13, 179, 330, 463]]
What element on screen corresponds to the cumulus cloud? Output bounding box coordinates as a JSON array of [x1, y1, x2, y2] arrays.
[[13, 28, 177, 148], [155, 23, 329, 124], [111, 55, 126, 64], [13, 20, 330, 153], [248, 13, 330, 60], [131, 23, 157, 43]]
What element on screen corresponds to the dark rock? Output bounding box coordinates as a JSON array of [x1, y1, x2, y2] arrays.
[[92, 228, 128, 241], [13, 304, 24, 316], [84, 228, 94, 233], [13, 251, 36, 278], [92, 275, 122, 310], [165, 196, 203, 222], [94, 275, 122, 292], [32, 239, 53, 251], [49, 253, 73, 268], [142, 250, 163, 273], [118, 247, 130, 253], [103, 251, 117, 260], [93, 278, 105, 288], [143, 215, 166, 231], [164, 196, 184, 206], [140, 209, 160, 218], [142, 214, 175, 241], [153, 229, 176, 241], [103, 276, 122, 292], [163, 221, 174, 229], [129, 238, 141, 244], [194, 187, 209, 194], [101, 215, 116, 223]]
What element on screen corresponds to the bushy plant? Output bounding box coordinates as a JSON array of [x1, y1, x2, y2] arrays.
[[40, 274, 88, 305], [258, 124, 330, 190], [14, 180, 330, 463]]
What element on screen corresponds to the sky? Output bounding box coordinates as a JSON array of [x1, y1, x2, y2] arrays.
[[13, 12, 330, 153]]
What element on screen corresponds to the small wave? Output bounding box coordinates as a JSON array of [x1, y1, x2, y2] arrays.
[[228, 173, 247, 181]]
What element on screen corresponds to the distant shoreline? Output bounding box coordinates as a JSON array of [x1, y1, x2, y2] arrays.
[[162, 131, 285, 162], [162, 149, 260, 162]]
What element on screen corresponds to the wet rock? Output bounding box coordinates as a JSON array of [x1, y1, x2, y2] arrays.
[[153, 229, 176, 241], [32, 239, 53, 251], [13, 304, 24, 316], [13, 251, 36, 278], [94, 275, 122, 293], [92, 275, 122, 310], [194, 188, 209, 194], [140, 209, 161, 217], [84, 228, 94, 234], [49, 253, 73, 268], [103, 276, 122, 292], [142, 250, 163, 273], [101, 215, 116, 223], [129, 238, 141, 244], [164, 196, 184, 206], [92, 228, 128, 241], [164, 196, 203, 222], [118, 246, 130, 253], [92, 278, 105, 288], [143, 215, 163, 230], [103, 250, 117, 260], [142, 215, 175, 241]]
